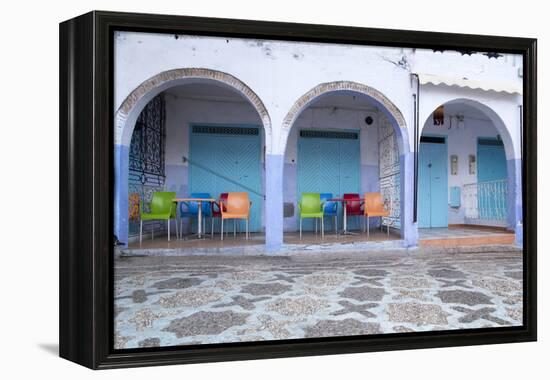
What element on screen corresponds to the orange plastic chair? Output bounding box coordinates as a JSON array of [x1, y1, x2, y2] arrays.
[[220, 192, 251, 240], [363, 192, 390, 237]]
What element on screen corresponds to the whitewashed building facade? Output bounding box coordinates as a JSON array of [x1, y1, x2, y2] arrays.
[[113, 31, 523, 251]]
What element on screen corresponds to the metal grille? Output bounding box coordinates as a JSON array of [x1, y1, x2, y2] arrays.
[[129, 95, 166, 186], [463, 179, 508, 226], [300, 130, 358, 140], [128, 94, 166, 237], [192, 125, 259, 135]]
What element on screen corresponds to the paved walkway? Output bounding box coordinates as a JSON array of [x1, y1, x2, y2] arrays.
[[114, 249, 523, 349]]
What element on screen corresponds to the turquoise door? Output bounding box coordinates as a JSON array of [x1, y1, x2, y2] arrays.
[[477, 138, 507, 220], [297, 131, 360, 231], [477, 139, 507, 182], [418, 137, 448, 228], [189, 125, 262, 232]]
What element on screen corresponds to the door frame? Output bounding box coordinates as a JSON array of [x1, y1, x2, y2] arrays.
[[475, 136, 508, 223], [297, 128, 361, 230], [296, 127, 362, 196], [418, 134, 448, 228]]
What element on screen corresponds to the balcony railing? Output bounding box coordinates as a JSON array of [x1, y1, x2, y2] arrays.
[[463, 179, 508, 224]]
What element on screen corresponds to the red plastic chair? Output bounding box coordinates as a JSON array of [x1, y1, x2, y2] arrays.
[[211, 193, 228, 236], [344, 193, 363, 231]]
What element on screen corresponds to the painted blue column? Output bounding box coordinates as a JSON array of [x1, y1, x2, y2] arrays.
[[114, 144, 129, 247], [265, 154, 284, 252], [507, 158, 523, 247], [400, 152, 418, 248]]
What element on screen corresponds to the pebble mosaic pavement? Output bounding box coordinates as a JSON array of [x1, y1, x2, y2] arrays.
[[114, 249, 523, 349]]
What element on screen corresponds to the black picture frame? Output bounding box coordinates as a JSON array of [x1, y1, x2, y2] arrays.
[[59, 10, 537, 369]]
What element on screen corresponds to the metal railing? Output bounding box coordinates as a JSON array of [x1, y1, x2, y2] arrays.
[[463, 179, 508, 222]]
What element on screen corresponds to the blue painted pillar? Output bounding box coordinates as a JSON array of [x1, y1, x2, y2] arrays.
[[400, 152, 418, 247], [507, 158, 523, 247], [114, 144, 129, 247], [265, 154, 284, 252]]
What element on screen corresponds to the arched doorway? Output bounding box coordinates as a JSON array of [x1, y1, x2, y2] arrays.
[[114, 68, 271, 246], [418, 99, 520, 237], [278, 81, 415, 246]]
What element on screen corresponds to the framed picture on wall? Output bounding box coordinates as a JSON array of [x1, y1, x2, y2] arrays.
[[59, 11, 537, 369]]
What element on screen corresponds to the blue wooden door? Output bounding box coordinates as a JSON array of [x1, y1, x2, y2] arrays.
[[418, 138, 448, 228], [298, 132, 360, 231], [190, 125, 262, 232], [477, 139, 507, 220]]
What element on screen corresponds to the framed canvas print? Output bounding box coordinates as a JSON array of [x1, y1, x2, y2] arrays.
[[59, 11, 537, 369]]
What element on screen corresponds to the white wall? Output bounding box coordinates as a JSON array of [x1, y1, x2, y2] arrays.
[[114, 31, 523, 155]]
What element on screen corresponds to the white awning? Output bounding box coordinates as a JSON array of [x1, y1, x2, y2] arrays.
[[417, 73, 522, 95]]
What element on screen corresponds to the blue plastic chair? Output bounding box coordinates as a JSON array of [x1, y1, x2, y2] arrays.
[[320, 193, 338, 233], [180, 192, 212, 235]]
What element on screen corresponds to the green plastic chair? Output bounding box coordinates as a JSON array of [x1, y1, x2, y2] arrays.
[[140, 191, 177, 243], [298, 193, 324, 238]]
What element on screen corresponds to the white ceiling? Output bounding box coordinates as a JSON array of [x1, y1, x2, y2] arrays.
[[165, 83, 246, 102], [436, 102, 491, 121], [164, 83, 492, 119], [164, 84, 378, 111], [309, 93, 377, 111]]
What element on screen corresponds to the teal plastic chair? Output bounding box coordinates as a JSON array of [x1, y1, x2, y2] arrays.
[[180, 192, 213, 236], [298, 193, 324, 238], [140, 191, 177, 243], [320, 193, 338, 233]]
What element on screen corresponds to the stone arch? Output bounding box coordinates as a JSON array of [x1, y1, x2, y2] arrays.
[[419, 98, 521, 233], [115, 68, 272, 151], [114, 68, 272, 246], [420, 97, 516, 160], [280, 81, 408, 154], [276, 80, 417, 247]]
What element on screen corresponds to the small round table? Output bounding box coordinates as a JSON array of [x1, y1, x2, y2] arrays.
[[173, 198, 216, 239], [328, 197, 362, 235]]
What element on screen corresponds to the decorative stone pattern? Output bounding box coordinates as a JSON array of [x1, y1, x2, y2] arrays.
[[339, 285, 386, 302], [114, 249, 523, 348], [115, 68, 272, 150], [304, 318, 382, 338], [162, 311, 249, 338], [387, 302, 448, 325], [241, 282, 292, 296], [280, 81, 407, 156], [156, 289, 223, 308], [151, 277, 203, 289], [266, 297, 330, 316], [281, 81, 406, 133], [435, 290, 493, 306], [378, 116, 401, 228]]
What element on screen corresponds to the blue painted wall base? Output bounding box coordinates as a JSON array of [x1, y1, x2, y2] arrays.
[[265, 154, 284, 252], [515, 221, 523, 247], [400, 152, 418, 248], [507, 158, 522, 232], [114, 144, 130, 247]]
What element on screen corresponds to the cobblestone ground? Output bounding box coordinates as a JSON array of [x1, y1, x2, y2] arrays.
[[114, 249, 523, 349]]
